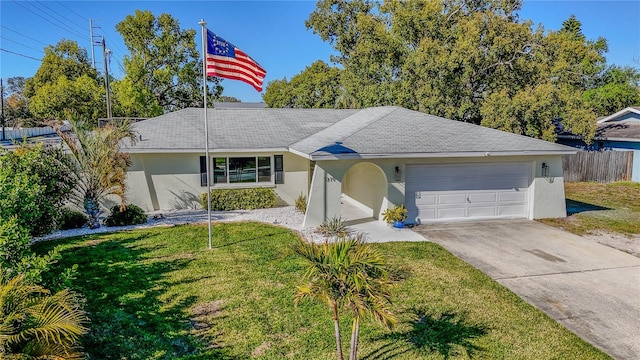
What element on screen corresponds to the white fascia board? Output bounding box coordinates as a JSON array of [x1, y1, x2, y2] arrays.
[[288, 147, 312, 159], [600, 137, 640, 143], [308, 150, 577, 160], [597, 107, 640, 124], [124, 147, 289, 154]]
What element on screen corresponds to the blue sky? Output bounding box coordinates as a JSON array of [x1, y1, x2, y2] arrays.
[[1, 1, 639, 103]]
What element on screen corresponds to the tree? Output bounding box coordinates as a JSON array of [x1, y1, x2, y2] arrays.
[[218, 96, 241, 103], [0, 143, 75, 236], [263, 61, 343, 108], [24, 40, 103, 121], [114, 10, 222, 117], [0, 273, 88, 359], [560, 14, 585, 41], [2, 77, 35, 127], [49, 113, 136, 229], [583, 66, 640, 116], [267, 1, 611, 141], [24, 40, 98, 98], [29, 74, 104, 121], [293, 236, 396, 360]]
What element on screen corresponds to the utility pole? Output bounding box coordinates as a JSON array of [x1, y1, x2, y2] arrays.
[[89, 19, 101, 69], [102, 36, 112, 120], [1, 78, 5, 141]]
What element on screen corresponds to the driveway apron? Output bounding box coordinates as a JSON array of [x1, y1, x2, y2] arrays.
[[414, 220, 640, 360]]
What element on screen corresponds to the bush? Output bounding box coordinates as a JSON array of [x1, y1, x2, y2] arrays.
[[317, 216, 350, 238], [200, 188, 276, 211], [104, 205, 147, 227], [0, 217, 61, 285], [295, 193, 307, 214], [0, 144, 75, 236], [58, 208, 88, 230], [381, 204, 408, 224]]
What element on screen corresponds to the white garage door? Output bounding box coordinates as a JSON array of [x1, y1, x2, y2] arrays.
[[405, 163, 530, 223]]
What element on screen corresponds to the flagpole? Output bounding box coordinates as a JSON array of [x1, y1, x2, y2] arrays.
[[199, 19, 213, 250]]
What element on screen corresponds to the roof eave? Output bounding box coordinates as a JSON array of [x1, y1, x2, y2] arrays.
[[596, 107, 640, 124], [308, 150, 577, 161], [598, 137, 640, 143], [124, 147, 290, 154]]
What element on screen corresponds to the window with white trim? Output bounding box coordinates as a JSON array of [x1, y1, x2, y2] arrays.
[[201, 155, 283, 185]]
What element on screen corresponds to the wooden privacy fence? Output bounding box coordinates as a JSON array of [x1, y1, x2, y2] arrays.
[[563, 151, 634, 183]]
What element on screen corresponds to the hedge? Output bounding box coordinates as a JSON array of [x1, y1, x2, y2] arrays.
[[200, 188, 276, 211]]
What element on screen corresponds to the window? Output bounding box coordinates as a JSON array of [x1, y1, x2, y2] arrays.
[[214, 158, 227, 184], [274, 155, 283, 184], [203, 155, 283, 185], [200, 156, 207, 186], [229, 157, 256, 183], [258, 156, 271, 182]]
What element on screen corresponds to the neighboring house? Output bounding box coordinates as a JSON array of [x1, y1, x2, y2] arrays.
[[557, 106, 640, 182], [122, 106, 576, 227]]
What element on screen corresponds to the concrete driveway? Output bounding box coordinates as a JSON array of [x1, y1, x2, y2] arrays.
[[413, 220, 640, 360]]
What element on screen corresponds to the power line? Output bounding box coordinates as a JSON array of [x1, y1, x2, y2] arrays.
[[0, 36, 45, 54], [0, 48, 42, 61], [35, 0, 87, 33], [1, 25, 49, 47], [103, 32, 127, 59], [55, 0, 88, 22], [22, 0, 87, 38], [11, 0, 86, 40]]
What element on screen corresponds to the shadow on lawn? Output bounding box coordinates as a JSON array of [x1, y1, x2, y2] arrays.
[[363, 308, 487, 360], [566, 199, 610, 215], [37, 234, 237, 360]]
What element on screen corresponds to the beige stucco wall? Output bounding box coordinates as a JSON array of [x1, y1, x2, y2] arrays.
[[126, 151, 567, 224], [126, 152, 311, 212], [342, 162, 388, 219], [276, 152, 311, 205], [126, 153, 202, 211], [304, 159, 405, 227], [530, 156, 568, 219], [302, 155, 568, 227]]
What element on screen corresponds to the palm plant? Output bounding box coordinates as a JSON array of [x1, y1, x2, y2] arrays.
[[49, 114, 136, 229], [293, 235, 396, 360], [0, 273, 89, 359]]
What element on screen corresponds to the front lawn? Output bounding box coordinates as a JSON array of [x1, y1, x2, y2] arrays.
[[35, 223, 608, 359], [540, 181, 640, 235]]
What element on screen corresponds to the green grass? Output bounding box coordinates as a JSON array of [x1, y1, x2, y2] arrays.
[[35, 223, 609, 359], [540, 182, 640, 235]]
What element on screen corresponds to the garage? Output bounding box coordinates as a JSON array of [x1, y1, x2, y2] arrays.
[[405, 162, 531, 223]]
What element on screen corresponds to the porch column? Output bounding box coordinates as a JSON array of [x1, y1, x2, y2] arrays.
[[303, 163, 342, 228]]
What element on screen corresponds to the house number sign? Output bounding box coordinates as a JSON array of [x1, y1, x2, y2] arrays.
[[326, 175, 338, 183]]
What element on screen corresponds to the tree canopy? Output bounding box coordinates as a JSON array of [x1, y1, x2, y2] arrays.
[[265, 0, 639, 142], [113, 10, 221, 117], [23, 40, 103, 121], [2, 77, 34, 127], [263, 60, 343, 108]]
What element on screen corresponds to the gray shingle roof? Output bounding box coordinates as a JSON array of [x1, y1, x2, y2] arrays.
[[124, 106, 576, 158]]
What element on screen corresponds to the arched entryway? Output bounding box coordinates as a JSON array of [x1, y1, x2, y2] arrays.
[[341, 162, 388, 221]]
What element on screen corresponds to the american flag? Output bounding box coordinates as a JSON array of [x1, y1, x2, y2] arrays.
[[205, 30, 266, 92]]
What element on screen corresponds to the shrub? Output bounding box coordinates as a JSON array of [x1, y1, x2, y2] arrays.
[[0, 144, 75, 236], [317, 216, 350, 238], [0, 274, 89, 359], [0, 217, 62, 285], [295, 193, 307, 214], [381, 204, 408, 224], [58, 208, 88, 230], [200, 188, 276, 211], [104, 205, 147, 227]]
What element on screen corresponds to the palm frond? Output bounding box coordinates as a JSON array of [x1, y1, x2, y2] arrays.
[[1, 275, 88, 358]]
